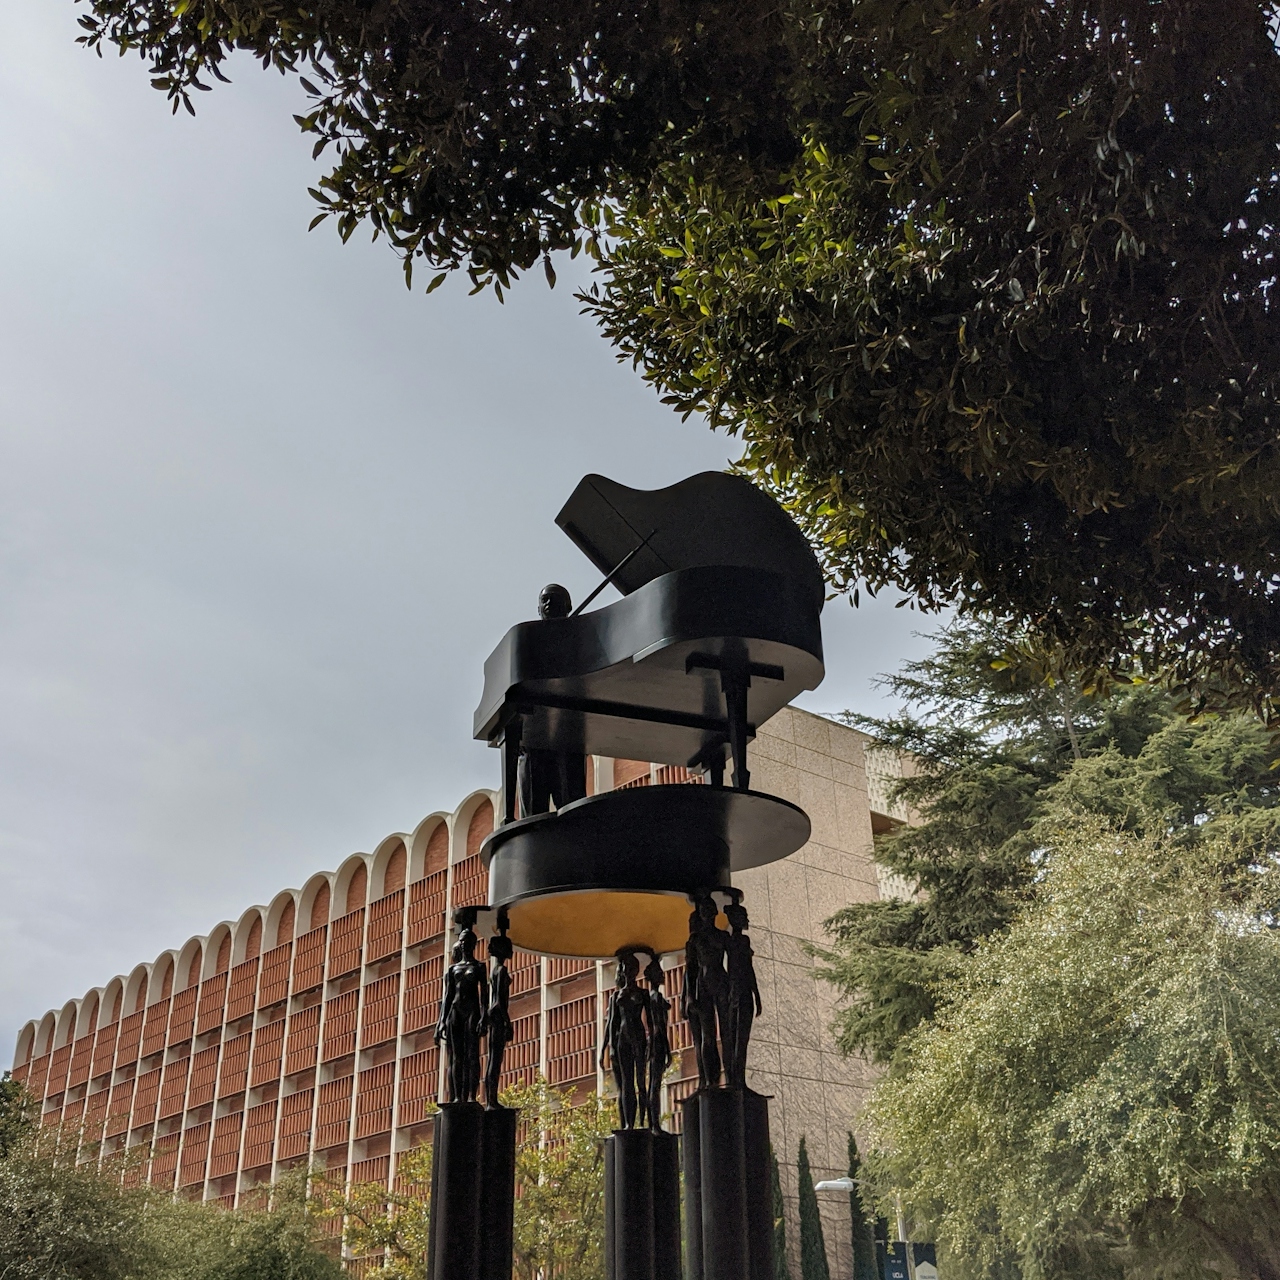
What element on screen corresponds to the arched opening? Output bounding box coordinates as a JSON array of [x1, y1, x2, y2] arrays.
[[424, 824, 449, 877], [244, 913, 263, 961], [345, 862, 368, 913], [215, 930, 231, 975], [81, 993, 100, 1038], [384, 843, 406, 894], [15, 1024, 35, 1067], [156, 958, 174, 1001], [132, 974, 149, 1014], [185, 946, 203, 990], [55, 1001, 78, 1048], [103, 980, 123, 1025], [276, 898, 296, 946], [37, 1013, 56, 1056], [310, 881, 330, 929], [467, 799, 495, 858]]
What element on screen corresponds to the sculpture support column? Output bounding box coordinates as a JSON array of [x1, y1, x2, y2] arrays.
[[604, 1129, 682, 1280], [428, 1103, 484, 1280], [651, 1130, 682, 1280], [611, 1130, 656, 1280], [479, 1106, 517, 1280], [742, 1091, 774, 1280], [698, 1089, 749, 1280], [427, 1103, 516, 1280], [681, 1095, 704, 1280]]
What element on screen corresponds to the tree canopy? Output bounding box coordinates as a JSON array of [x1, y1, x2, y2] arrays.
[[588, 0, 1280, 711], [813, 618, 1280, 1064], [73, 0, 1280, 708], [865, 822, 1280, 1279]]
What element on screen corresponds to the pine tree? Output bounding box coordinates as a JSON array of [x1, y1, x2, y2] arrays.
[[846, 1134, 877, 1280], [810, 617, 1280, 1064], [770, 1144, 791, 1280], [796, 1137, 830, 1280]]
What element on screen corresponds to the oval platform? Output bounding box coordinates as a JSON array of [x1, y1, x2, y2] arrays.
[[479, 785, 810, 958]]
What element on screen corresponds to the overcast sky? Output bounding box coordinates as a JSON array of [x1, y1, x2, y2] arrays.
[[0, 1, 940, 1052]]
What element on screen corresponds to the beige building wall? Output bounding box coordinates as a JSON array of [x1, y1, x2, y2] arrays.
[[737, 707, 883, 1280]]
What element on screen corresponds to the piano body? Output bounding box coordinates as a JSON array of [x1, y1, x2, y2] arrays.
[[473, 472, 826, 958]]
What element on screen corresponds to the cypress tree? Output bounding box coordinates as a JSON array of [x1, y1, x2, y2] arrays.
[[847, 1133, 878, 1280], [770, 1144, 792, 1280], [796, 1137, 830, 1280]]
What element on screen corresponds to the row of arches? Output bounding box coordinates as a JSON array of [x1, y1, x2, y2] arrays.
[[13, 791, 496, 1070]]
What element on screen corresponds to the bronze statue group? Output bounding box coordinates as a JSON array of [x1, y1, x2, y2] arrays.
[[434, 912, 514, 1107], [602, 888, 761, 1133]]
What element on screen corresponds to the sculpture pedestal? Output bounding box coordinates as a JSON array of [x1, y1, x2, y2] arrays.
[[427, 1103, 516, 1280], [603, 1129, 681, 1280], [680, 1089, 774, 1280]]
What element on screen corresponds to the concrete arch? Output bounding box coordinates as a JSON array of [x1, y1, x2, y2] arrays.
[[371, 835, 409, 898], [75, 990, 102, 1040], [36, 1011, 57, 1057], [175, 940, 203, 991], [265, 890, 299, 948], [14, 1022, 37, 1068], [455, 790, 499, 865], [151, 953, 177, 1003], [408, 812, 451, 881], [102, 977, 125, 1024], [124, 965, 151, 1016], [204, 925, 233, 978], [54, 1000, 79, 1049], [334, 854, 371, 916], [300, 874, 334, 932], [233, 908, 265, 963]]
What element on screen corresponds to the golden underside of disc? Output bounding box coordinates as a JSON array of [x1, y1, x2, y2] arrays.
[[505, 889, 693, 959]]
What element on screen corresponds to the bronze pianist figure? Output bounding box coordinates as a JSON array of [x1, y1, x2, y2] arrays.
[[516, 584, 588, 817]]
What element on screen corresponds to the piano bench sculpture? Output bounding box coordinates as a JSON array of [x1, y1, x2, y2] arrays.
[[427, 471, 825, 1280]]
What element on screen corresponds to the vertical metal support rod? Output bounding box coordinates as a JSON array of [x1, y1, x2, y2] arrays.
[[501, 717, 522, 824], [720, 668, 751, 792]]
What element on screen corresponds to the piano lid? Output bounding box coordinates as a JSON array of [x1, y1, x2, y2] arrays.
[[556, 472, 825, 613]]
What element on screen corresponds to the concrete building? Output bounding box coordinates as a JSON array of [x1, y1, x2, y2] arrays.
[[11, 708, 908, 1277]]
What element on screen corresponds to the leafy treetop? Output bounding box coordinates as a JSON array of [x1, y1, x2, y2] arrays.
[[73, 0, 1280, 711]]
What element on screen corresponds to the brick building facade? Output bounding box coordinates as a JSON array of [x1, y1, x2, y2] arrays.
[[11, 708, 907, 1278]]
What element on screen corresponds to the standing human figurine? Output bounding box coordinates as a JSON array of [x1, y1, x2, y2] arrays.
[[435, 927, 488, 1103], [600, 949, 650, 1128], [724, 894, 762, 1090], [644, 954, 671, 1131], [683, 894, 728, 1089], [518, 584, 589, 816], [483, 930, 514, 1109]]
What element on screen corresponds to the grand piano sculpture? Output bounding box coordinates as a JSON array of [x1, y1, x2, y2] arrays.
[[427, 472, 825, 1280]]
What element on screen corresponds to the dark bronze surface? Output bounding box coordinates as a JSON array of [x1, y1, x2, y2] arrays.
[[685, 896, 730, 1091], [555, 472, 824, 610], [474, 564, 822, 768], [483, 931, 513, 1109], [484, 785, 808, 883], [724, 895, 762, 1091], [436, 928, 487, 1105], [601, 950, 650, 1130], [644, 956, 671, 1133]]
